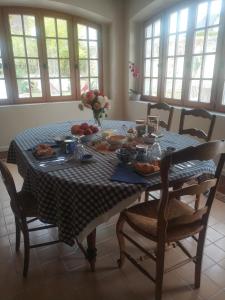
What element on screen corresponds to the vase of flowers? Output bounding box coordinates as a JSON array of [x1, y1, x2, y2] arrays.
[[79, 90, 109, 127]]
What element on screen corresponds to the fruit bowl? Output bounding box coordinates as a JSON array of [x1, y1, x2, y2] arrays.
[[71, 123, 99, 143]]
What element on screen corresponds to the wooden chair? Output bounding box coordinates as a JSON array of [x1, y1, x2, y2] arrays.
[[179, 108, 216, 209], [0, 160, 60, 277], [116, 140, 225, 300], [179, 108, 216, 142], [147, 102, 174, 131]]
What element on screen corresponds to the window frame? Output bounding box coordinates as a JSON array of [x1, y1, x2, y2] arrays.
[[0, 6, 103, 105], [141, 0, 225, 113]]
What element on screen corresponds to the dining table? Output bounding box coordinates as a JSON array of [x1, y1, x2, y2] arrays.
[[7, 119, 215, 271]]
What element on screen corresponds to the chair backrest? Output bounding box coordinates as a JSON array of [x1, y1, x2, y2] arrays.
[[0, 160, 21, 218], [147, 102, 174, 131], [158, 140, 225, 237], [179, 108, 216, 142]]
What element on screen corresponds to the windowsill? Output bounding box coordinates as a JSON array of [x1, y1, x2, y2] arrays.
[[0, 100, 80, 109], [129, 99, 225, 117]]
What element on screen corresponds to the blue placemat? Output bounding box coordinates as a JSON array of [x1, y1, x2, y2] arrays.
[[111, 163, 149, 184]]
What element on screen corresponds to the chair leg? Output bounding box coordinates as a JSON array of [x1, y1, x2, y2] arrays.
[[23, 230, 30, 277], [116, 215, 126, 268], [15, 219, 21, 252], [195, 229, 206, 289], [195, 194, 201, 210], [155, 242, 165, 300]]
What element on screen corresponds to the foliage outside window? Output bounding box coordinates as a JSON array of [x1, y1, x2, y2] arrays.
[[0, 7, 102, 104], [142, 0, 225, 112]]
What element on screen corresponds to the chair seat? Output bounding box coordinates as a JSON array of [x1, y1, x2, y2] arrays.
[[17, 191, 38, 217], [123, 199, 203, 242]]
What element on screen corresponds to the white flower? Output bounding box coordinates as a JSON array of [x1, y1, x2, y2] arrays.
[[97, 95, 106, 107]]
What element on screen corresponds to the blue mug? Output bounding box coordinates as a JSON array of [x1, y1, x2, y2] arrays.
[[62, 139, 76, 154]]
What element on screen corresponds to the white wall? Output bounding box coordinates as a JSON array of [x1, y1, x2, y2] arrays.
[[0, 0, 126, 150]]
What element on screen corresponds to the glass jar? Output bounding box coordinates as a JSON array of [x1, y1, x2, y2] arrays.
[[150, 139, 162, 162]]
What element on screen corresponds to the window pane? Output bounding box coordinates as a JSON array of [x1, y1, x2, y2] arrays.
[[169, 12, 177, 34], [89, 41, 98, 59], [17, 79, 30, 98], [222, 82, 225, 105], [31, 79, 42, 97], [23, 16, 36, 36], [80, 78, 89, 93], [78, 24, 87, 39], [165, 79, 173, 98], [145, 59, 151, 77], [50, 79, 60, 96], [46, 39, 57, 58], [57, 19, 68, 38], [60, 59, 70, 77], [194, 30, 205, 54], [145, 39, 152, 58], [152, 59, 159, 77], [0, 80, 7, 99], [177, 33, 186, 55], [61, 78, 71, 96], [44, 17, 56, 37], [90, 78, 99, 90], [153, 38, 160, 57], [152, 79, 158, 96], [28, 59, 40, 78], [145, 25, 152, 38], [58, 39, 69, 58], [0, 59, 4, 78], [48, 59, 59, 77], [200, 80, 212, 103], [189, 80, 200, 101], [26, 38, 38, 57], [79, 60, 89, 77], [78, 41, 88, 58], [14, 58, 28, 78], [206, 27, 219, 53], [179, 8, 188, 32], [144, 78, 150, 95], [175, 57, 184, 78], [168, 35, 176, 56], [88, 27, 97, 40], [154, 20, 160, 36], [12, 36, 25, 57], [90, 60, 98, 77], [209, 0, 222, 26], [203, 55, 215, 78], [196, 2, 208, 28], [192, 56, 202, 78], [9, 15, 23, 35], [173, 79, 182, 99], [167, 58, 174, 77]]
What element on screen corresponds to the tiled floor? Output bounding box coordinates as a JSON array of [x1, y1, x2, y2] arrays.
[[1, 163, 225, 300]]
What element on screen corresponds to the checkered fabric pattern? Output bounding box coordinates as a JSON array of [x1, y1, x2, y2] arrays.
[[7, 120, 215, 245]]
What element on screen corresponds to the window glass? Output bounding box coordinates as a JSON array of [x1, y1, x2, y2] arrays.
[[143, 19, 161, 97], [9, 14, 42, 98], [77, 24, 100, 93]]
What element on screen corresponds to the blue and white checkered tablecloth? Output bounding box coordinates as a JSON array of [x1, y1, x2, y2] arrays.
[[7, 120, 215, 245]]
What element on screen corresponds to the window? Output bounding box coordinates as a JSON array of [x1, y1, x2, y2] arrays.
[[143, 19, 161, 98], [0, 44, 7, 101], [77, 24, 100, 93], [142, 0, 225, 112], [0, 7, 102, 105], [165, 8, 188, 100]]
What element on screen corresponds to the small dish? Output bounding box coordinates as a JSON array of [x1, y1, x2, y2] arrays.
[[106, 135, 127, 146], [80, 154, 93, 162]]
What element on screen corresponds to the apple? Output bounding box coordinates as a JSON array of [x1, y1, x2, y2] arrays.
[[84, 128, 93, 135], [71, 124, 80, 135], [80, 123, 89, 130]]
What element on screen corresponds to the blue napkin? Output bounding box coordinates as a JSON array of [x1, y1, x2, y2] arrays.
[[111, 163, 149, 184]]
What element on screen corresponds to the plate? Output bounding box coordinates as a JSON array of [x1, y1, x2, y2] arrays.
[[134, 169, 160, 177], [80, 154, 94, 162], [32, 150, 57, 160]]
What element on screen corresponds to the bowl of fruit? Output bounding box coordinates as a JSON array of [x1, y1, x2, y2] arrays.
[[71, 123, 99, 143]]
